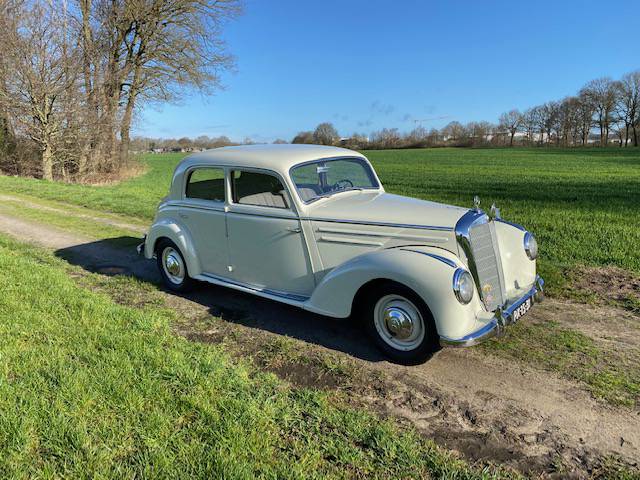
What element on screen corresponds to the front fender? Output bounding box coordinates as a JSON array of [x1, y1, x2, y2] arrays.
[[144, 218, 202, 277], [303, 246, 487, 339]]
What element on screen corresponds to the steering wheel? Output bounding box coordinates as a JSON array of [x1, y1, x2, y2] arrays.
[[332, 179, 354, 190]]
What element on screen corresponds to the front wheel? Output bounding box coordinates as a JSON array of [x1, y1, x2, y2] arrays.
[[364, 282, 439, 365], [156, 239, 195, 293]]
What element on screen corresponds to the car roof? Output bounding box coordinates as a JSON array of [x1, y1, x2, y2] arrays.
[[180, 144, 367, 175]]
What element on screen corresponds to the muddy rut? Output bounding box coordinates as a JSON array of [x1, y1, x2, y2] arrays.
[[0, 210, 638, 478]]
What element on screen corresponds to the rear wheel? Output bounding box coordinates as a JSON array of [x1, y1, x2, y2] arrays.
[[156, 239, 195, 293], [363, 282, 439, 365]]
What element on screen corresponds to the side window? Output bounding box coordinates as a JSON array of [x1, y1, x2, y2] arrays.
[[232, 170, 290, 209], [186, 168, 225, 202]]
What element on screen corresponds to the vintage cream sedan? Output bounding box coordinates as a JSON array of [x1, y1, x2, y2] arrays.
[[139, 144, 543, 363]]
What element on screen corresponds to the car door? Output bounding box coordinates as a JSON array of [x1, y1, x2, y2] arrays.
[[180, 166, 229, 275], [226, 169, 315, 297]]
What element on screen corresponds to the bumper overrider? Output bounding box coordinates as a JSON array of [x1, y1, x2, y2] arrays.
[[440, 276, 545, 347], [136, 234, 147, 256]]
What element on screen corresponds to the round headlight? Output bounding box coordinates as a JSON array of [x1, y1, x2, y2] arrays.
[[453, 269, 474, 304], [524, 232, 538, 260]]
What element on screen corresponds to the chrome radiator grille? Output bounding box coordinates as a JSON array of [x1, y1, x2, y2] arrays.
[[469, 221, 505, 311]]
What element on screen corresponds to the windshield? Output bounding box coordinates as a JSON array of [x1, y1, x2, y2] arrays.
[[290, 157, 380, 203]]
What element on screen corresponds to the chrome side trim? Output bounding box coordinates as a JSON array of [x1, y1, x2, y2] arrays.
[[199, 272, 310, 303], [307, 217, 454, 232], [440, 275, 544, 347], [163, 201, 225, 213], [400, 249, 457, 268], [226, 209, 299, 220], [315, 226, 449, 244], [319, 235, 383, 247]]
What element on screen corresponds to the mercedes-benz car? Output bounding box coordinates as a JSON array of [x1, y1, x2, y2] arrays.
[[138, 144, 543, 364]]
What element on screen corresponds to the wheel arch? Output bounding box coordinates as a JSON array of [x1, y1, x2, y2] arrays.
[[144, 218, 202, 277], [303, 246, 485, 340], [351, 278, 423, 317]]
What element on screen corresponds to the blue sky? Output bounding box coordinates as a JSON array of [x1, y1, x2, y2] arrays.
[[135, 0, 640, 142]]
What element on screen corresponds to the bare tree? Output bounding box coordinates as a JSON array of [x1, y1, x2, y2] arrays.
[[313, 122, 339, 145], [580, 77, 617, 146], [77, 0, 241, 169], [615, 71, 640, 146], [292, 131, 314, 144], [498, 109, 523, 146], [576, 92, 595, 145], [521, 108, 539, 144], [0, 0, 80, 179], [441, 121, 467, 145], [406, 126, 428, 147], [370, 128, 401, 149], [0, 0, 240, 180], [461, 121, 492, 146]]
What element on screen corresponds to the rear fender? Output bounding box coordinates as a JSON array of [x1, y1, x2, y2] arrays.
[[144, 218, 201, 276]]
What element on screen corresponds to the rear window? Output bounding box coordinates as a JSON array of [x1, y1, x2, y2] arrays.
[[232, 170, 290, 209], [185, 168, 225, 202]]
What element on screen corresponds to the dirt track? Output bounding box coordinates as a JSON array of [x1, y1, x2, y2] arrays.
[[0, 209, 638, 478]]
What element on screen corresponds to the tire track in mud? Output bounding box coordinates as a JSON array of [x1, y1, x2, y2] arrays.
[[0, 210, 638, 477]]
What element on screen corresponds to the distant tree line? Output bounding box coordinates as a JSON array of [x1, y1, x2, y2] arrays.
[[0, 0, 240, 181], [131, 135, 237, 152], [293, 70, 640, 150]]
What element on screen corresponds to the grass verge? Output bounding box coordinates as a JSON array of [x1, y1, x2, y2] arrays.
[[0, 195, 142, 241], [0, 234, 515, 479]]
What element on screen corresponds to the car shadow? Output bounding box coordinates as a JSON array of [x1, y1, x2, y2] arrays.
[[54, 236, 386, 362]]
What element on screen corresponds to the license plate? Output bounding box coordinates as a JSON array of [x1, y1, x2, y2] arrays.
[[511, 298, 532, 323]]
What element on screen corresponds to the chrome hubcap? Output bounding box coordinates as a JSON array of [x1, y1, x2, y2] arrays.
[[374, 295, 425, 351], [384, 307, 414, 339], [162, 247, 185, 284]]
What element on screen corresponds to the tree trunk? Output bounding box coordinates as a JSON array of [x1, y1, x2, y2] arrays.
[[79, 0, 98, 176], [509, 131, 514, 147], [42, 142, 53, 180], [625, 124, 630, 146], [118, 62, 142, 166]]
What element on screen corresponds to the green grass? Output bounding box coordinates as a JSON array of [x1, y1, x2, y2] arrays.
[[482, 320, 640, 407], [364, 148, 640, 277], [0, 194, 142, 241], [0, 234, 514, 479], [0, 152, 185, 219], [1, 148, 639, 279]]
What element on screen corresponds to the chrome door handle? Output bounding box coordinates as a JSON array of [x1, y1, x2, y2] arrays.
[[286, 226, 302, 233]]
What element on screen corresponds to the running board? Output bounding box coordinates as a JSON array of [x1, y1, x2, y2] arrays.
[[195, 272, 310, 307]]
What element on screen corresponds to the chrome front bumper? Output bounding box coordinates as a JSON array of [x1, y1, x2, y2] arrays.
[[440, 276, 544, 347]]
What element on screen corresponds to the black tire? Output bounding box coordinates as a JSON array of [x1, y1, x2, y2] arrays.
[[155, 238, 195, 293], [362, 281, 440, 365]]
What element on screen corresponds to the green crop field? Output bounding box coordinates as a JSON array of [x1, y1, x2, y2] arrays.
[[2, 147, 639, 280]]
